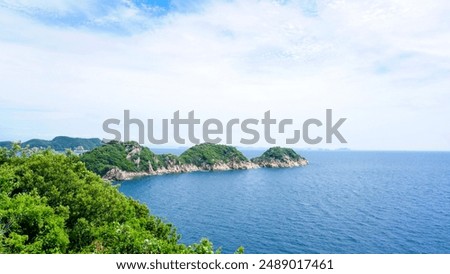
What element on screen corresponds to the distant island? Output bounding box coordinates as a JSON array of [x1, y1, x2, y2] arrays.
[[0, 136, 102, 152], [251, 146, 308, 168], [80, 142, 308, 181]]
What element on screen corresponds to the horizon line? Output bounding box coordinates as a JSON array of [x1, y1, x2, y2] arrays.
[[1, 136, 449, 153]]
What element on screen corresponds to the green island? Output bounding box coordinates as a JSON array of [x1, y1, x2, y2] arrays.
[[80, 142, 308, 181], [251, 147, 308, 168]]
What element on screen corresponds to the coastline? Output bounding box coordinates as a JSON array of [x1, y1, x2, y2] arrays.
[[103, 158, 308, 181]]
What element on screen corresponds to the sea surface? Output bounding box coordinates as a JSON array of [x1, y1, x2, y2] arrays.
[[119, 151, 450, 254]]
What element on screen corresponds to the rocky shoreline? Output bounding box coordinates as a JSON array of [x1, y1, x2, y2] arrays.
[[252, 158, 309, 168], [80, 142, 309, 181], [103, 158, 308, 181]]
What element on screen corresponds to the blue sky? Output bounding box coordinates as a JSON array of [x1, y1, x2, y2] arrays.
[[0, 0, 449, 150], [0, 0, 319, 32], [0, 0, 173, 33]]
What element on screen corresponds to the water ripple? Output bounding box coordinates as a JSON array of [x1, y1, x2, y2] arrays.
[[119, 151, 450, 253]]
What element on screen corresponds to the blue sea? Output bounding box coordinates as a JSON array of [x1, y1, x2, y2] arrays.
[[119, 151, 450, 254]]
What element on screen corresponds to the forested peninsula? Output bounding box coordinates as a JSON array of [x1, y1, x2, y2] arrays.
[[80, 142, 308, 181]]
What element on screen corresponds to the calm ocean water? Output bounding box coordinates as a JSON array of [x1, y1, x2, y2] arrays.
[[119, 151, 450, 254]]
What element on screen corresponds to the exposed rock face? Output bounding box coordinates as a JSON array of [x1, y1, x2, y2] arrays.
[[209, 161, 259, 171], [103, 161, 260, 181], [102, 157, 308, 181], [252, 157, 308, 168], [103, 168, 148, 181]]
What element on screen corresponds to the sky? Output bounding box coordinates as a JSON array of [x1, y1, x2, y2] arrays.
[[0, 0, 449, 150]]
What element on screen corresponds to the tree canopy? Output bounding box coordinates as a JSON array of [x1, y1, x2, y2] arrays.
[[251, 146, 304, 163], [179, 143, 248, 166]]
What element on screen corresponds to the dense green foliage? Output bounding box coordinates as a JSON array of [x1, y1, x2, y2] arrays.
[[0, 146, 225, 254], [251, 147, 304, 163], [156, 153, 182, 169], [179, 143, 248, 166], [0, 136, 102, 151], [80, 141, 159, 176]]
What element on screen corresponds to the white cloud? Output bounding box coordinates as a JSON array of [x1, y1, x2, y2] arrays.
[[0, 0, 449, 150]]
